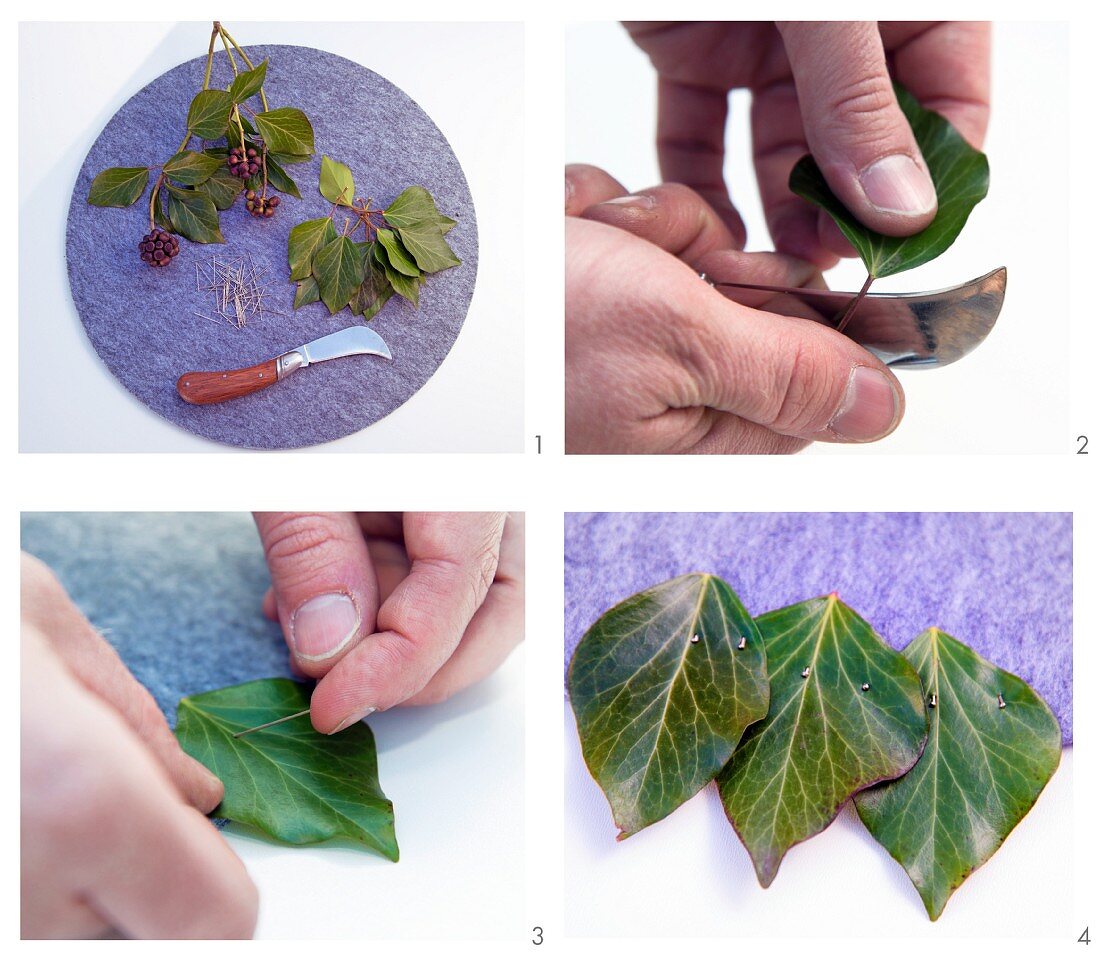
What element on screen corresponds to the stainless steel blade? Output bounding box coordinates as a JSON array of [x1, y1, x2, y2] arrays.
[[702, 267, 1007, 368], [294, 325, 393, 366]]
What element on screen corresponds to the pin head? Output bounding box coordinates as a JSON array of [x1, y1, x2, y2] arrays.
[[690, 633, 700, 644], [861, 683, 870, 692], [998, 693, 1007, 709], [801, 667, 810, 679], [737, 636, 746, 650], [929, 693, 938, 708]]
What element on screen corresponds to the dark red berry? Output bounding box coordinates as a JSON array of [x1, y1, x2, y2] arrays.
[[139, 229, 179, 267]]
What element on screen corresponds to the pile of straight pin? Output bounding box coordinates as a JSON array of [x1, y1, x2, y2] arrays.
[[194, 254, 285, 329]]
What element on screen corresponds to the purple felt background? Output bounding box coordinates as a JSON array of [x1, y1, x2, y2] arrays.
[[66, 45, 477, 449], [564, 513, 1073, 745]]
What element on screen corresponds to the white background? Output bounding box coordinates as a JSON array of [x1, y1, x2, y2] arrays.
[[565, 706, 1074, 938], [566, 21, 1070, 455], [5, 4, 1098, 965], [19, 21, 524, 452]]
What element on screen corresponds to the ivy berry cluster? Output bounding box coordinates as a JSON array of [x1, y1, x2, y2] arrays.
[[86, 22, 315, 267], [287, 157, 460, 320]]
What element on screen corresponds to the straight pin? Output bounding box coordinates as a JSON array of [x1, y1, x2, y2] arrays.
[[232, 708, 311, 739]]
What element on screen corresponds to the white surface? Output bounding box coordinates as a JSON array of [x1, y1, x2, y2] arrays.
[[565, 702, 1074, 938], [224, 648, 525, 940], [566, 21, 1070, 455], [19, 22, 524, 452]]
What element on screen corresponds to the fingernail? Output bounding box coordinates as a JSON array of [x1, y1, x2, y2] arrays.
[[598, 194, 655, 209], [290, 593, 360, 662], [829, 367, 899, 441], [858, 155, 936, 215], [330, 707, 377, 735]]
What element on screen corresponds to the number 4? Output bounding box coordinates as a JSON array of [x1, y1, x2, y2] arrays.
[[1079, 926, 1090, 944]]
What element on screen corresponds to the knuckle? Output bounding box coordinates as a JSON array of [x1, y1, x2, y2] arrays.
[[768, 339, 838, 434], [260, 513, 346, 574], [822, 73, 899, 141]]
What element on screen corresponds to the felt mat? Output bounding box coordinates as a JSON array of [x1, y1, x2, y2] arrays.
[[66, 45, 477, 449], [22, 513, 290, 725], [564, 512, 1073, 745]]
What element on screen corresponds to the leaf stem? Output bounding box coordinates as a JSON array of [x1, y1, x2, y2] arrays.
[[219, 29, 240, 76], [202, 23, 219, 90], [836, 274, 873, 335], [148, 173, 165, 232]]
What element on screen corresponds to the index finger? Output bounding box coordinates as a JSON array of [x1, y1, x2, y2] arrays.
[[310, 513, 508, 732]]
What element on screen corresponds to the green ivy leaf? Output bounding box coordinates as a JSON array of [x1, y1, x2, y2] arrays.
[[854, 629, 1061, 920], [186, 89, 234, 140], [374, 245, 421, 306], [262, 154, 301, 199], [384, 186, 461, 273], [436, 212, 457, 235], [175, 678, 398, 859], [254, 107, 315, 157], [162, 150, 224, 187], [789, 83, 989, 278], [228, 59, 267, 104], [288, 217, 338, 282], [313, 235, 365, 313], [202, 166, 245, 210], [319, 156, 355, 205], [87, 167, 149, 207], [227, 117, 259, 151], [270, 150, 312, 167], [294, 275, 321, 309], [568, 574, 769, 839], [717, 595, 928, 886], [354, 244, 394, 319], [152, 186, 174, 232], [376, 228, 420, 277], [165, 184, 224, 244]]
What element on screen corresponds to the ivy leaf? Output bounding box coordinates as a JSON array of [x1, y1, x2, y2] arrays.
[[186, 89, 234, 140], [270, 150, 312, 167], [227, 117, 259, 151], [313, 235, 365, 313], [354, 244, 394, 319], [229, 59, 267, 104], [254, 107, 315, 157], [374, 245, 421, 307], [262, 154, 301, 199], [718, 595, 928, 886], [162, 150, 224, 187], [854, 629, 1061, 920], [789, 83, 989, 278], [384, 186, 461, 273], [436, 212, 457, 235], [288, 217, 337, 282], [294, 275, 321, 309], [319, 156, 355, 205], [166, 184, 224, 244], [87, 167, 149, 207], [175, 678, 398, 860], [568, 573, 769, 839], [376, 228, 420, 277], [152, 186, 174, 232], [202, 166, 245, 210]]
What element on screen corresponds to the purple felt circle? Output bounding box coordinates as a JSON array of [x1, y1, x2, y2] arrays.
[[66, 44, 478, 449]]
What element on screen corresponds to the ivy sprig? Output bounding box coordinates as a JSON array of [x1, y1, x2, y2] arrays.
[[288, 156, 460, 320], [86, 22, 315, 255]]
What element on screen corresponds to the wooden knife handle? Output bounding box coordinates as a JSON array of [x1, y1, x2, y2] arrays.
[[177, 359, 278, 404]]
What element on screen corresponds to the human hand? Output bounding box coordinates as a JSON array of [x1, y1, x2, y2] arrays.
[[624, 21, 990, 267], [253, 512, 524, 733], [565, 164, 904, 453], [21, 553, 257, 939]]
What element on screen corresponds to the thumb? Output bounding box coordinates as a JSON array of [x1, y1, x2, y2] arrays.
[[685, 281, 905, 444], [253, 513, 378, 674], [778, 21, 937, 237]]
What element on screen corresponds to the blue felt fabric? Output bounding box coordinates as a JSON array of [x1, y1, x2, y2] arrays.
[[21, 513, 290, 726], [66, 45, 477, 449], [564, 513, 1073, 745]]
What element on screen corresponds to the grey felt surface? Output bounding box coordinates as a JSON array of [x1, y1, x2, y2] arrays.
[[22, 513, 289, 726], [564, 513, 1073, 745], [66, 45, 477, 449]]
